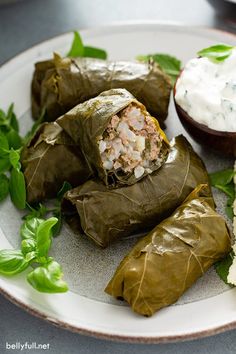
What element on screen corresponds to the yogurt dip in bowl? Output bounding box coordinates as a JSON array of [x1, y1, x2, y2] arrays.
[[174, 45, 236, 156]]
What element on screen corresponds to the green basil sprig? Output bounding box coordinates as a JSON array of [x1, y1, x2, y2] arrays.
[[197, 44, 235, 63], [215, 251, 234, 286], [67, 31, 107, 59], [209, 168, 236, 285], [0, 105, 26, 209], [0, 103, 22, 149], [0, 215, 68, 293], [0, 250, 30, 275], [0, 174, 9, 202], [137, 53, 181, 86], [36, 217, 58, 258], [27, 259, 68, 293], [209, 168, 235, 219]]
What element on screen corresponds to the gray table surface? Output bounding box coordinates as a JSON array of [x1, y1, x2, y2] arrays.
[[1, 0, 236, 353]]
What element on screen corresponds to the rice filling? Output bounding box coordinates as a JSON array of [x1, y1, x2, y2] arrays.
[[98, 103, 164, 179]]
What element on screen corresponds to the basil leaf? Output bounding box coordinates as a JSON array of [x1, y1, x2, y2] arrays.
[[209, 169, 234, 186], [67, 31, 84, 57], [215, 252, 234, 285], [67, 31, 108, 60], [27, 260, 68, 293], [0, 109, 6, 121], [6, 129, 22, 149], [0, 158, 11, 174], [209, 168, 235, 220], [197, 44, 234, 63], [0, 131, 9, 151], [52, 210, 62, 237], [20, 217, 44, 240], [21, 239, 37, 255], [0, 249, 29, 275], [9, 168, 26, 209], [226, 205, 234, 219], [25, 251, 37, 263], [215, 183, 235, 199], [7, 104, 19, 132], [9, 149, 21, 170], [137, 53, 181, 86], [36, 217, 58, 257], [84, 46, 107, 60], [0, 174, 9, 202], [24, 203, 49, 220]]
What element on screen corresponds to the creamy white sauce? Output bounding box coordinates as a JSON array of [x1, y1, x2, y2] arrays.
[[175, 49, 236, 132]]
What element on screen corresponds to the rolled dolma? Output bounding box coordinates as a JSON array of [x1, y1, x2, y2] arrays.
[[21, 122, 93, 204], [105, 184, 232, 317], [57, 88, 169, 187], [32, 54, 172, 123], [61, 135, 210, 248]]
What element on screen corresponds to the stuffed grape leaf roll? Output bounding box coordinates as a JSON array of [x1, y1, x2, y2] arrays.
[[32, 54, 171, 123], [105, 184, 232, 316], [21, 122, 93, 204], [57, 88, 169, 187], [61, 135, 210, 248]]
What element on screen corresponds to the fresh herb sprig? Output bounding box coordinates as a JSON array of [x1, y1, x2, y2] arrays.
[[215, 251, 234, 285], [197, 44, 235, 63], [209, 168, 236, 285], [0, 205, 68, 293], [0, 104, 70, 293], [67, 31, 107, 59], [0, 107, 26, 209], [209, 168, 235, 219], [137, 53, 181, 86], [0, 103, 22, 149], [0, 105, 48, 209]]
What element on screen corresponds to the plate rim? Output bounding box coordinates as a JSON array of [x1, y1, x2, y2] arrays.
[[1, 21, 236, 344]]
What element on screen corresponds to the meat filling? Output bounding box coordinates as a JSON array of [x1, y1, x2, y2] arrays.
[[98, 104, 164, 179]]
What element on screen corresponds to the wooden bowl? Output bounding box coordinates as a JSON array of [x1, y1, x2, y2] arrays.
[[174, 92, 236, 157]]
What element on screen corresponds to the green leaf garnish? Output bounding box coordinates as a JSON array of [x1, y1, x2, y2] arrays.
[[67, 31, 107, 60], [6, 103, 19, 132], [0, 131, 9, 151], [84, 46, 107, 60], [6, 129, 22, 149], [0, 104, 22, 149], [36, 217, 58, 257], [209, 169, 234, 186], [0, 103, 68, 294], [21, 239, 37, 256], [0, 158, 11, 174], [27, 260, 68, 293], [9, 167, 26, 209], [67, 31, 84, 57], [209, 168, 235, 220], [9, 148, 21, 170], [23, 203, 49, 220], [136, 53, 181, 86], [20, 217, 44, 240], [215, 252, 234, 285], [197, 44, 235, 63], [0, 174, 9, 202], [0, 250, 30, 275]]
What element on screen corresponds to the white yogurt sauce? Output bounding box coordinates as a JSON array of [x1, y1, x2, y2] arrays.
[[175, 49, 236, 132]]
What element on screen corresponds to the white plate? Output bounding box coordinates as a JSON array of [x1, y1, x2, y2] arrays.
[[1, 23, 236, 343]]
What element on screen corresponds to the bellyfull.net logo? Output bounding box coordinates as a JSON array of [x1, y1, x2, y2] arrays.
[[6, 342, 50, 350]]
